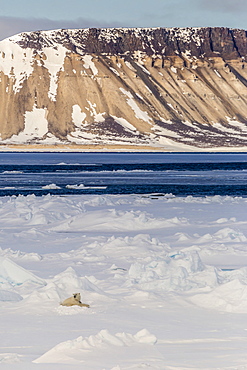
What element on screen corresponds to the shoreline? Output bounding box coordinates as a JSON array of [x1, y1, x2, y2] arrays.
[[0, 144, 172, 152], [0, 144, 247, 152]]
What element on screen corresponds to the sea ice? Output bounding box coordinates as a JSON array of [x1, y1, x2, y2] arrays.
[[33, 329, 157, 364], [0, 257, 45, 287], [0, 194, 247, 369]]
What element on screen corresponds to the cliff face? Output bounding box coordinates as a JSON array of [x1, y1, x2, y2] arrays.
[[1, 27, 247, 149]]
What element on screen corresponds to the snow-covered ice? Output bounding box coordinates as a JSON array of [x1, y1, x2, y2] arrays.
[[1, 193, 247, 369]]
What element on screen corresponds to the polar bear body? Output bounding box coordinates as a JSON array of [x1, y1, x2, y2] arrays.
[[60, 293, 90, 308]]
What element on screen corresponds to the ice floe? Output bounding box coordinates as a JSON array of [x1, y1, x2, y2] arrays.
[[1, 193, 247, 368]]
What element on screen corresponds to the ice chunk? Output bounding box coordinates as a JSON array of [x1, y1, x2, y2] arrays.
[[0, 289, 23, 302], [190, 279, 247, 313], [127, 251, 219, 292], [0, 258, 45, 287], [42, 184, 61, 189], [133, 329, 157, 344], [0, 353, 21, 363]]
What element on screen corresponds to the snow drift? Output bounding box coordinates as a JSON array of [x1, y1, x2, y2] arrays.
[[33, 329, 157, 364]]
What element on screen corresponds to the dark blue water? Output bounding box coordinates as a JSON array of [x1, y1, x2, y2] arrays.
[[0, 152, 247, 196]]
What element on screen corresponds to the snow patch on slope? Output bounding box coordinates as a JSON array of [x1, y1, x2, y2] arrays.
[[72, 104, 87, 128], [120, 88, 153, 124], [6, 106, 48, 143], [42, 45, 67, 101], [0, 37, 67, 100], [111, 115, 139, 134], [86, 101, 105, 122], [83, 55, 98, 76], [0, 39, 34, 93]]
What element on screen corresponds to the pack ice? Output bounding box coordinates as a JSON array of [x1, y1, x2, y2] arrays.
[[1, 193, 247, 369]]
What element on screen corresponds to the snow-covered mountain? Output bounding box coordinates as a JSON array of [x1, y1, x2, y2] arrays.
[[1, 27, 247, 150]]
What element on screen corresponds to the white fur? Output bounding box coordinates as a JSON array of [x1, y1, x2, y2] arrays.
[[60, 293, 90, 307]]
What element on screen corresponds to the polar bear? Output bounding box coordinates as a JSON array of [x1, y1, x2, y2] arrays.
[[60, 293, 90, 308]]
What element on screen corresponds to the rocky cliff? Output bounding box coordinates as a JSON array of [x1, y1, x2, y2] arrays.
[[1, 27, 247, 150]]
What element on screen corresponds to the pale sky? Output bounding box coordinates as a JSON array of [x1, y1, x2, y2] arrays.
[[0, 0, 247, 40]]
